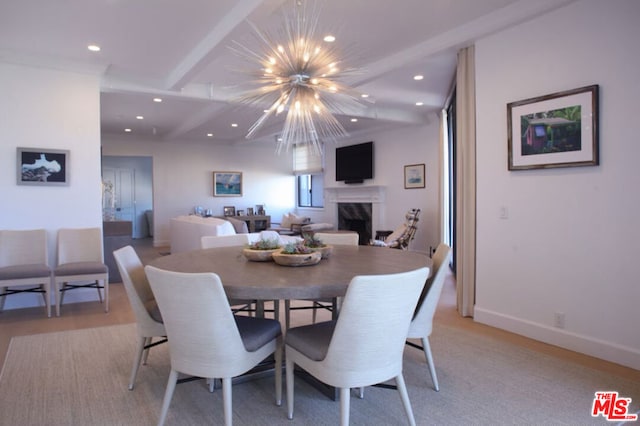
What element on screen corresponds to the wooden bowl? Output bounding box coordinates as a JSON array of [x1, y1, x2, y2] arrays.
[[311, 245, 333, 259], [272, 250, 322, 267], [242, 248, 279, 262]]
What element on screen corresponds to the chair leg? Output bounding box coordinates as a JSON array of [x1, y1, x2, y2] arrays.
[[142, 337, 152, 365], [358, 387, 364, 399], [339, 387, 350, 426], [158, 369, 178, 426], [222, 377, 232, 426], [286, 357, 295, 419], [275, 337, 283, 406], [421, 337, 439, 391], [55, 280, 61, 317], [95, 280, 103, 303], [129, 336, 147, 390], [273, 299, 280, 322], [0, 286, 6, 311], [395, 374, 416, 426], [104, 278, 109, 312]]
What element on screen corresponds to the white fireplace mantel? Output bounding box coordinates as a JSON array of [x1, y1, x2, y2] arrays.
[[324, 185, 386, 234]]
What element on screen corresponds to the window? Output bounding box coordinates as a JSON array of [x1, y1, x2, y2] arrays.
[[293, 144, 324, 208]]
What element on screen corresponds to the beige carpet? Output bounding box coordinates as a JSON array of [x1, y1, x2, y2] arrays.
[[0, 322, 638, 425]]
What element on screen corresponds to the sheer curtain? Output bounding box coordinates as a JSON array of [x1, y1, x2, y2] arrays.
[[455, 45, 476, 318]]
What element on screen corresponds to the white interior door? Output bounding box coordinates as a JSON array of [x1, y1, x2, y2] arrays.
[[102, 167, 136, 236]]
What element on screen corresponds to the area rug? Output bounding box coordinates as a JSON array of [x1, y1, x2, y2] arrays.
[[0, 323, 638, 425]]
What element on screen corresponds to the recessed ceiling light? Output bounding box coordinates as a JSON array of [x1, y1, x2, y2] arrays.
[[153, 98, 162, 103], [361, 94, 369, 98], [124, 128, 132, 132], [323, 35, 336, 42], [415, 102, 424, 106], [231, 123, 238, 128], [87, 44, 101, 52], [207, 133, 214, 137], [413, 75, 424, 81], [350, 118, 358, 122], [136, 115, 144, 120]]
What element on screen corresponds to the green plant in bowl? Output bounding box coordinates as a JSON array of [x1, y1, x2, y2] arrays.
[[243, 238, 280, 261], [247, 238, 280, 250], [281, 242, 314, 254], [303, 235, 326, 248]]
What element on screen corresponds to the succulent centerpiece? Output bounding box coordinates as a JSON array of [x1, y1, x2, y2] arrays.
[[303, 235, 333, 258], [242, 238, 281, 261], [272, 242, 322, 266]]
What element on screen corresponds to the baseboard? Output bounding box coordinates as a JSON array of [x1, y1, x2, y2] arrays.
[[153, 239, 170, 248], [474, 307, 640, 371]]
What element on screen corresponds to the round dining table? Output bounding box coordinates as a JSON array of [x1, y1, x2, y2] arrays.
[[148, 245, 432, 301]]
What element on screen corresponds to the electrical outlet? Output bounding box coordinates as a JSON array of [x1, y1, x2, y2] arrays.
[[554, 312, 565, 329]]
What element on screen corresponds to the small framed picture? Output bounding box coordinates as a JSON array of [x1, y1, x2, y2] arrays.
[[404, 164, 425, 189], [17, 147, 69, 186], [213, 171, 242, 196], [246, 207, 254, 216], [223, 206, 236, 217], [236, 209, 245, 216], [256, 204, 265, 215]]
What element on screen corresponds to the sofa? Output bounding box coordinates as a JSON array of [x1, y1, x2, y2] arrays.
[[170, 215, 236, 253]]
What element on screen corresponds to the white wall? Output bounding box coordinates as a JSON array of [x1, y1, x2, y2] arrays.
[[0, 62, 103, 309], [474, 0, 640, 369], [101, 136, 297, 246], [315, 121, 442, 254]]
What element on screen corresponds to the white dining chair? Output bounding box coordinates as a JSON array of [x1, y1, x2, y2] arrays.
[[0, 229, 52, 317], [284, 231, 359, 329], [406, 243, 452, 391], [144, 265, 283, 426], [113, 245, 166, 390], [53, 227, 108, 316], [285, 266, 429, 425], [200, 234, 279, 320]]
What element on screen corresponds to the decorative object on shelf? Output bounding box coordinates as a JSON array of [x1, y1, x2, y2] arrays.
[[17, 147, 69, 186], [236, 210, 245, 216], [272, 242, 322, 266], [213, 171, 242, 196], [256, 204, 265, 215], [507, 85, 599, 170], [246, 207, 254, 215], [223, 206, 236, 217], [230, 0, 369, 154], [243, 238, 281, 262], [404, 163, 425, 189]]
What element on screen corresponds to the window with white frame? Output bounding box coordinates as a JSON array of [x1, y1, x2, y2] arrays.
[[293, 143, 324, 208]]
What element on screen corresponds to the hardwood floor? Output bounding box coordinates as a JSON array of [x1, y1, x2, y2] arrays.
[[1, 238, 638, 383]]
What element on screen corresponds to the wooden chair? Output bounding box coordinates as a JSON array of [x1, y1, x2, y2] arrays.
[[0, 229, 51, 317], [53, 227, 109, 316], [285, 266, 429, 425], [144, 265, 283, 426], [406, 243, 452, 391], [113, 245, 166, 390]]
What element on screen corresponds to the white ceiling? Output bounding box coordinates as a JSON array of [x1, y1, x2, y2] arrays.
[[0, 0, 575, 146]]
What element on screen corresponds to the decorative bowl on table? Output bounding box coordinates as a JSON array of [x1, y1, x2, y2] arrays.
[[242, 238, 281, 262], [272, 242, 322, 267], [303, 235, 333, 259]]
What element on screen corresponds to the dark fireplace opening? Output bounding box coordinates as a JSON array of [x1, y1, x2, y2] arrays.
[[338, 203, 372, 245]]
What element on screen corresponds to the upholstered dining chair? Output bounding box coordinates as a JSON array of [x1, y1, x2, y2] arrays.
[[406, 243, 452, 391], [113, 245, 166, 390], [285, 266, 429, 426], [200, 234, 279, 320], [53, 227, 109, 316], [0, 229, 51, 317], [284, 231, 359, 329], [144, 265, 283, 426]]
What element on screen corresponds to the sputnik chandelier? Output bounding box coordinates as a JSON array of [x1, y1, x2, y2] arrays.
[[231, 0, 367, 154]]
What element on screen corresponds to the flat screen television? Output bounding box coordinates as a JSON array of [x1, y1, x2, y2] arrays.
[[335, 141, 374, 184]]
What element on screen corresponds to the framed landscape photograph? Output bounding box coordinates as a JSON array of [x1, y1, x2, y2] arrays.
[[223, 206, 236, 216], [213, 171, 242, 196], [507, 85, 599, 170], [17, 147, 69, 186], [404, 163, 425, 189]]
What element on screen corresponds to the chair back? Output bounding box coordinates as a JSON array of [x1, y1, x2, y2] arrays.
[[0, 229, 48, 266], [409, 244, 452, 337], [313, 232, 358, 246], [144, 265, 249, 378], [57, 227, 103, 264], [323, 266, 429, 386], [201, 233, 251, 249], [113, 246, 162, 327]]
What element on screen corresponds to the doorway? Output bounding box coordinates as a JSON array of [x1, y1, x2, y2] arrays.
[[101, 156, 153, 239]]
